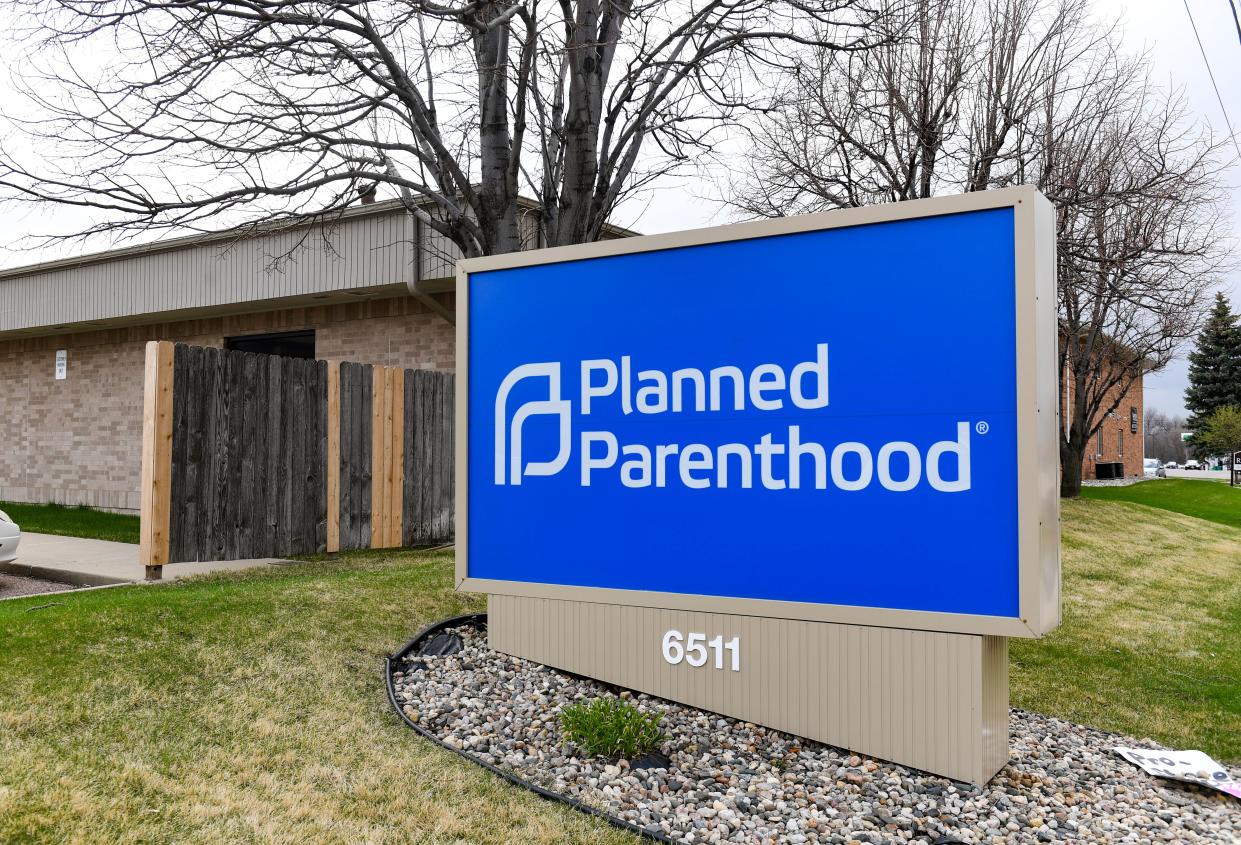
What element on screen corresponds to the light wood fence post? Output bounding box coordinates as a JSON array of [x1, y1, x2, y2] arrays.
[[139, 341, 175, 579], [367, 365, 407, 550]]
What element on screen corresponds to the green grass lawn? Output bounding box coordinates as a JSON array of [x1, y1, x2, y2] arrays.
[[1011, 497, 1240, 761], [0, 500, 140, 544], [0, 551, 633, 845], [0, 498, 1238, 843], [1081, 478, 1241, 529]]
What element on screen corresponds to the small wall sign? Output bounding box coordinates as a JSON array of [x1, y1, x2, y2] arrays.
[[55, 349, 67, 380]]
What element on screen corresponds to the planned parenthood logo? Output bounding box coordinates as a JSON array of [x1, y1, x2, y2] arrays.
[[495, 344, 977, 493], [494, 363, 572, 485]]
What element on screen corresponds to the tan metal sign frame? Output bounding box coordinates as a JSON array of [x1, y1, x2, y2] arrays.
[[456, 186, 1060, 639]]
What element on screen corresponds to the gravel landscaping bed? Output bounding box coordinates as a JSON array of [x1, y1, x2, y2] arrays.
[[390, 622, 1239, 845], [1080, 478, 1152, 488], [0, 573, 78, 600]]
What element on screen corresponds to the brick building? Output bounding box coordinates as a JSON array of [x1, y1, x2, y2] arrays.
[[1063, 364, 1145, 481], [1, 197, 1147, 511], [0, 199, 630, 512]]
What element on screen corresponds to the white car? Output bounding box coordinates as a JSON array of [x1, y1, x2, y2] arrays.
[[1164, 461, 1180, 470], [1143, 458, 1160, 476], [0, 508, 19, 564], [1184, 460, 1202, 471]]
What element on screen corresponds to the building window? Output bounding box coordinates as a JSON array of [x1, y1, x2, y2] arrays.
[[224, 330, 315, 359], [1130, 407, 1139, 434], [1118, 429, 1123, 459], [1096, 428, 1103, 457]]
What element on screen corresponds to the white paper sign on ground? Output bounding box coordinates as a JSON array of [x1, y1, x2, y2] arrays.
[[1114, 747, 1241, 799]]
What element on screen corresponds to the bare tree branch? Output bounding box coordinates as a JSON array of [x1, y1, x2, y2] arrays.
[[0, 0, 884, 259], [723, 0, 1230, 496]]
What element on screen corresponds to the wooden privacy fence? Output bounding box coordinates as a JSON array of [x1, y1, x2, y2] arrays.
[[139, 341, 454, 575]]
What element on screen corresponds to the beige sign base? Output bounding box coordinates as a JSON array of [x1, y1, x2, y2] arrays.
[[488, 594, 1010, 784]]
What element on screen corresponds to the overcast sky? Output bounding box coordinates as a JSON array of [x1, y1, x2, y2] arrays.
[[1089, 0, 1241, 417], [622, 0, 1241, 419], [1, 1, 1238, 417]]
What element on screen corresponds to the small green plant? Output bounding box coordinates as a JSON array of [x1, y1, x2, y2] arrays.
[[559, 697, 665, 759]]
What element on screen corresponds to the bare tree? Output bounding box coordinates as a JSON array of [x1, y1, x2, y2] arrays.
[[726, 0, 1228, 497], [727, 0, 1090, 214], [1041, 53, 1227, 495], [1144, 409, 1188, 465], [0, 1, 880, 262]]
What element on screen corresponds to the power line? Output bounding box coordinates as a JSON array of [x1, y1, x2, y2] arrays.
[[1183, 0, 1241, 162]]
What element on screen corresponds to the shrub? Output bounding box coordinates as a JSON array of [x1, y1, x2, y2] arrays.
[[559, 697, 665, 759]]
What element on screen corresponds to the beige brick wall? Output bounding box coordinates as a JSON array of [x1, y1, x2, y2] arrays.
[[0, 295, 455, 513], [315, 300, 455, 370]]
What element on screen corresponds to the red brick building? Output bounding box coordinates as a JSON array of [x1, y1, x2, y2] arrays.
[[1063, 371, 1145, 480]]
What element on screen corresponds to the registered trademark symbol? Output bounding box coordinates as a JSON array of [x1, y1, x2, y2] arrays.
[[975, 421, 990, 435]]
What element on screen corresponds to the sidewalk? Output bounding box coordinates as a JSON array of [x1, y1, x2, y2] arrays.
[[1164, 468, 1232, 482], [0, 533, 296, 586]]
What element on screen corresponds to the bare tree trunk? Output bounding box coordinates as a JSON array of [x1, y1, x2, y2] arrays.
[[475, 4, 521, 255], [1060, 437, 1085, 498], [553, 0, 608, 246]]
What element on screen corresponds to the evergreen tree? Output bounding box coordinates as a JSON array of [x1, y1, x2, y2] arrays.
[[1196, 406, 1241, 485], [1184, 293, 1241, 437]]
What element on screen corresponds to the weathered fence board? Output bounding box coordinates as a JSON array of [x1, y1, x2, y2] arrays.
[[266, 354, 286, 556], [143, 342, 455, 568], [404, 370, 455, 546], [338, 361, 373, 551], [326, 362, 341, 553], [164, 345, 327, 564]]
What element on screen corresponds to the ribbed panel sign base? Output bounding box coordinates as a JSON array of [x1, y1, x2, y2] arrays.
[[489, 594, 1009, 784]]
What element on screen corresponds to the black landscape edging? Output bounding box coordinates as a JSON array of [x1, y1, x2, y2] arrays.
[[385, 614, 967, 845], [385, 612, 676, 843]]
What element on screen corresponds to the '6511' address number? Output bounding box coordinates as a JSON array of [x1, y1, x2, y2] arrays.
[[661, 630, 739, 671]]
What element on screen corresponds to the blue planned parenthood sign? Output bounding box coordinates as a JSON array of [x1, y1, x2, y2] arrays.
[[457, 188, 1061, 638]]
